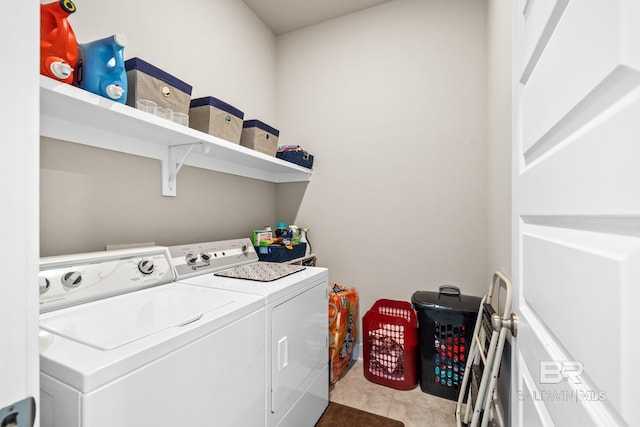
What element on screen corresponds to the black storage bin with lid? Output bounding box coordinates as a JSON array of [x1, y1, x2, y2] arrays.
[[411, 286, 481, 401]]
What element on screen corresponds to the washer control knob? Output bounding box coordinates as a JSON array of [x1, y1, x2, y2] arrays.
[[61, 271, 82, 288], [39, 276, 50, 294], [138, 259, 155, 275], [200, 252, 211, 263], [242, 245, 248, 256], [185, 253, 198, 265]]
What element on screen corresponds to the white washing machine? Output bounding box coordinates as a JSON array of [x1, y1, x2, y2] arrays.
[[168, 239, 329, 427], [38, 246, 265, 427]]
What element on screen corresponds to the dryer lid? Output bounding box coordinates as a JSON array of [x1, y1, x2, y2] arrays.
[[40, 284, 235, 350]]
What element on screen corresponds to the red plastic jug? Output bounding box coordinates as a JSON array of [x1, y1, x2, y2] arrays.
[[40, 0, 79, 84]]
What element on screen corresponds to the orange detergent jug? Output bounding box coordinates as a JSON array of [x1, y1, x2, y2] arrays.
[[40, 0, 79, 84]]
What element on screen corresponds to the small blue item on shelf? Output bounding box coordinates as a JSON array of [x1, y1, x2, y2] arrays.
[[276, 145, 314, 169], [255, 243, 307, 263], [78, 34, 128, 103]]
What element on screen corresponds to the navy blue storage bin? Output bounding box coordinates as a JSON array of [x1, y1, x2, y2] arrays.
[[276, 150, 314, 169], [255, 243, 307, 263]]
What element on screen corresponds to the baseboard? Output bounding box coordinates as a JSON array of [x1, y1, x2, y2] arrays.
[[353, 342, 363, 360]]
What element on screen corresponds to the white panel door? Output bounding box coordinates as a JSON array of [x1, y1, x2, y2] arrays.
[[0, 0, 40, 425], [512, 0, 640, 425]]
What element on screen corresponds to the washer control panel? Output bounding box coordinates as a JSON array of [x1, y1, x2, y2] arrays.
[[168, 238, 258, 279], [39, 246, 175, 313]]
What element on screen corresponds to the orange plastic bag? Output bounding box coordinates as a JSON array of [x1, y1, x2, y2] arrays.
[[328, 282, 359, 384]]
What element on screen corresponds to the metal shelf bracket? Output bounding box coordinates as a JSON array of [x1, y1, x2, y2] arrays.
[[162, 142, 210, 197]]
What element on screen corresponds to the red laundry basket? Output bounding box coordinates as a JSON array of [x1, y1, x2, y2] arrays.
[[363, 299, 418, 390]]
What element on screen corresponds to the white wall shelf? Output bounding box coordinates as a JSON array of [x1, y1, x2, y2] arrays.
[[39, 76, 311, 196]]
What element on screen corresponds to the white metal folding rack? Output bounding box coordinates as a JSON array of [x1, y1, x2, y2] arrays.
[[455, 272, 517, 427]]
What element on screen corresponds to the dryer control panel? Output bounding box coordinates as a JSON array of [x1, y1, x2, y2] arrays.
[[38, 246, 175, 313], [168, 238, 258, 279]]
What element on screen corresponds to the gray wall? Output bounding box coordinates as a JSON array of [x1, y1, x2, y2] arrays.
[[40, 0, 279, 255], [41, 0, 512, 312], [40, 138, 277, 255], [275, 0, 489, 318], [487, 0, 512, 422], [487, 0, 512, 281]]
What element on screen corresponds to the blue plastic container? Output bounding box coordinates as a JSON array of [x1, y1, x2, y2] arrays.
[[78, 34, 128, 103], [276, 150, 314, 169]]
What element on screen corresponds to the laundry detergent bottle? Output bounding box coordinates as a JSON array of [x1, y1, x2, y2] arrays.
[[78, 34, 128, 103], [40, 0, 79, 84]]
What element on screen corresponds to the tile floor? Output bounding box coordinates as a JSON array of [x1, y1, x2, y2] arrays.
[[329, 360, 458, 427]]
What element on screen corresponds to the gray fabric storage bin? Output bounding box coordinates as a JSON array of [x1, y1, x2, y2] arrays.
[[240, 120, 279, 156], [189, 97, 244, 144], [125, 57, 193, 114]]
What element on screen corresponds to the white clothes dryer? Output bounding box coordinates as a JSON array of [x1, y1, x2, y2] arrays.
[[38, 246, 265, 427], [169, 239, 329, 427]]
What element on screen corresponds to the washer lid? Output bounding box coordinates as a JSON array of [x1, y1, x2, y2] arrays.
[[40, 284, 235, 350]]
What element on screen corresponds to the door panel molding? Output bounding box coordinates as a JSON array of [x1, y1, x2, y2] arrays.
[[523, 66, 640, 165], [518, 0, 569, 85], [521, 0, 640, 155], [519, 352, 553, 427], [517, 305, 624, 426], [521, 91, 640, 215], [522, 215, 640, 237]]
